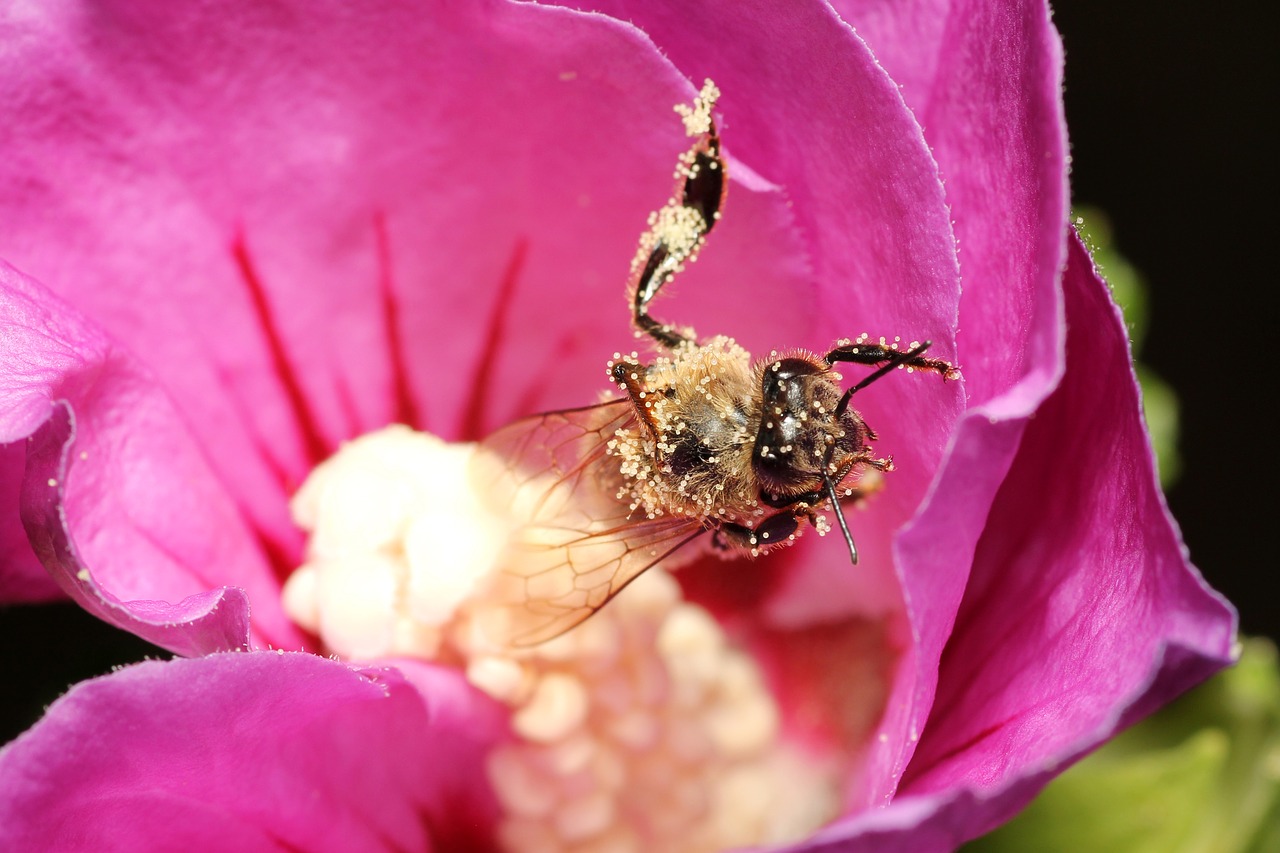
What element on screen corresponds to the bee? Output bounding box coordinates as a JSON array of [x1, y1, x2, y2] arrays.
[[471, 81, 958, 647]]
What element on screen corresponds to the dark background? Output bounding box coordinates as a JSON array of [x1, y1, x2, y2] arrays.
[[1053, 0, 1275, 645], [1, 2, 1274, 743]]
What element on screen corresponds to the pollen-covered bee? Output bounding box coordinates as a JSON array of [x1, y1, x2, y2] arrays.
[[472, 81, 958, 646]]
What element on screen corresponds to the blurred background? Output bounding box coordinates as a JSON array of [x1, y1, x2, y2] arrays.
[[1054, 0, 1274, 642], [0, 0, 1273, 780], [974, 5, 1279, 844]]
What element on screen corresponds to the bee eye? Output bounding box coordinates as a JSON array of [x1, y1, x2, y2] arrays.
[[766, 357, 823, 382]]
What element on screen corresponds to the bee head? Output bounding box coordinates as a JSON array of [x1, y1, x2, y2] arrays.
[[752, 356, 856, 493]]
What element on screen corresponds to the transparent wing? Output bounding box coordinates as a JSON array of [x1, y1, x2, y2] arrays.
[[470, 399, 706, 647]]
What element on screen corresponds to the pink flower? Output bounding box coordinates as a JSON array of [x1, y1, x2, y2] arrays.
[[0, 1, 1234, 850]]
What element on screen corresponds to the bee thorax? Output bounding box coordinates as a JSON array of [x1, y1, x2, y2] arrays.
[[608, 336, 761, 522]]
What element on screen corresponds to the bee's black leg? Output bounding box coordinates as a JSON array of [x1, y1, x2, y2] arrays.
[[826, 340, 957, 381], [713, 511, 801, 554], [759, 489, 822, 509], [758, 474, 873, 566], [829, 341, 958, 418], [629, 81, 727, 350]]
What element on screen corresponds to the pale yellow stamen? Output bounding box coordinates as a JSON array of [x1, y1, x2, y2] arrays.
[[286, 426, 840, 852]]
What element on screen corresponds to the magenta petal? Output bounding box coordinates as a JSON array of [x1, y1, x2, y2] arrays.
[[0, 0, 822, 539], [920, 0, 1068, 407], [904, 233, 1235, 791], [814, 0, 1073, 805], [0, 653, 501, 852], [785, 233, 1236, 849], [837, 0, 1070, 405], [21, 402, 251, 656], [0, 263, 300, 653]]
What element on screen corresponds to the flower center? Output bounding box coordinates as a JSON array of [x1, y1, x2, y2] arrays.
[[283, 425, 841, 851]]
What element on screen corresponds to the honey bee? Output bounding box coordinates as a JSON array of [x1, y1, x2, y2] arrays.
[[471, 81, 958, 647]]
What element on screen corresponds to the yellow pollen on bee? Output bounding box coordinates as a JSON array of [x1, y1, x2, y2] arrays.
[[674, 79, 721, 137]]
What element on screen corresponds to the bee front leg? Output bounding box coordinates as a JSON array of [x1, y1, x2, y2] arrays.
[[826, 341, 959, 382], [826, 341, 958, 419]]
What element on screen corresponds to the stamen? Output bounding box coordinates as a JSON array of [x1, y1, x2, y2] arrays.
[[286, 425, 840, 852]]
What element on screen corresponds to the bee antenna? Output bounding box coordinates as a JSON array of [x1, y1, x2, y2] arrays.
[[822, 472, 858, 565]]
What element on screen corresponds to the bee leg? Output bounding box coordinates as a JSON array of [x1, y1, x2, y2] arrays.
[[631, 242, 694, 349], [759, 489, 822, 509], [826, 341, 959, 387], [609, 358, 663, 438], [829, 342, 956, 418], [714, 512, 802, 555], [757, 482, 866, 565], [629, 83, 727, 350]]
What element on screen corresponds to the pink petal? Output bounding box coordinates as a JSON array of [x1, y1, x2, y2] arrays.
[[0, 1, 818, 559], [0, 262, 300, 653], [835, 0, 1069, 404], [904, 233, 1235, 792], [831, 0, 1072, 804], [783, 233, 1236, 850], [0, 652, 502, 853]]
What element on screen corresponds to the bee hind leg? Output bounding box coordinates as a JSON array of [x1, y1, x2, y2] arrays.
[[629, 82, 728, 350]]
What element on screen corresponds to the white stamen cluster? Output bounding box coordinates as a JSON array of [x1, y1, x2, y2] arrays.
[[284, 426, 504, 660], [489, 569, 837, 853], [284, 426, 838, 853]]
